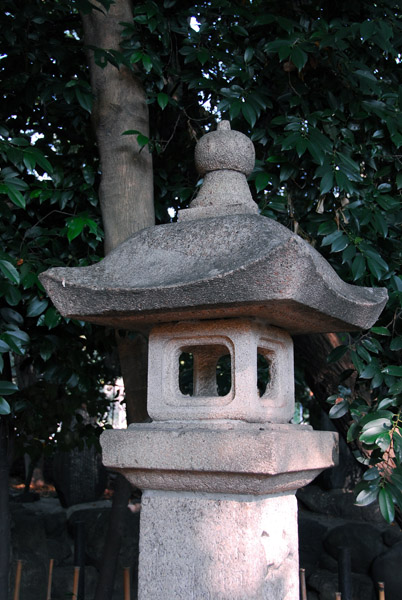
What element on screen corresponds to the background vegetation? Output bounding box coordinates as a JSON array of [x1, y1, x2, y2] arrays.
[[1, 0, 402, 536]]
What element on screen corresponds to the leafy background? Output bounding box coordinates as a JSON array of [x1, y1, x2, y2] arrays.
[[1, 0, 402, 521]]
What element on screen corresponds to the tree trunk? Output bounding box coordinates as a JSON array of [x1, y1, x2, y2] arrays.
[[81, 0, 153, 424], [81, 3, 154, 598], [93, 474, 133, 599], [116, 331, 149, 424], [294, 332, 364, 486], [82, 0, 154, 255], [294, 333, 359, 437]]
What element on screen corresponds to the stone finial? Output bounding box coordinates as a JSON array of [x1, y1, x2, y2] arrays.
[[178, 120, 259, 221], [195, 120, 255, 176]]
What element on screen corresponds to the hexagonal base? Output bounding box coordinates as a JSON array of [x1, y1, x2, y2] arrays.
[[101, 422, 338, 495]]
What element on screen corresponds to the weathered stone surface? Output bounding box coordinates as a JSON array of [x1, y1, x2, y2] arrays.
[[10, 505, 49, 599], [40, 212, 387, 334], [138, 489, 299, 600], [182, 121, 259, 218], [323, 523, 385, 574], [297, 485, 385, 524], [101, 422, 338, 495], [42, 507, 68, 537], [195, 121, 255, 178], [298, 512, 331, 574], [68, 506, 140, 579], [52, 446, 107, 507], [39, 118, 384, 600], [51, 565, 98, 600], [382, 525, 402, 547], [318, 550, 338, 573], [370, 541, 402, 600], [308, 569, 376, 600], [148, 319, 294, 423], [47, 534, 73, 566]]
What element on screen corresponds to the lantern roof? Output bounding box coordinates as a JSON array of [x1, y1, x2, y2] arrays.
[[40, 122, 387, 335]]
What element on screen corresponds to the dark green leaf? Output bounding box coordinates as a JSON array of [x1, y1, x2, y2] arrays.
[[44, 307, 61, 329], [331, 234, 349, 253], [290, 46, 308, 70], [371, 327, 391, 336], [241, 103, 257, 128], [197, 48, 209, 65], [0, 397, 11, 415], [75, 88, 92, 113], [67, 217, 85, 242], [255, 172, 270, 193], [393, 433, 402, 463], [11, 137, 29, 146], [137, 134, 149, 148], [382, 365, 402, 376], [329, 400, 349, 419], [142, 54, 153, 72], [122, 130, 140, 136], [379, 487, 395, 523], [229, 100, 242, 120], [0, 260, 20, 285], [367, 257, 385, 280], [157, 93, 169, 110], [0, 381, 18, 395], [6, 185, 26, 208], [347, 422, 360, 442], [321, 229, 343, 247], [377, 398, 395, 410], [387, 482, 402, 513], [82, 165, 95, 186], [320, 170, 334, 194], [327, 345, 348, 364], [244, 47, 254, 63], [359, 363, 379, 379], [24, 148, 53, 174], [390, 337, 402, 351], [26, 297, 48, 318], [376, 432, 391, 452], [5, 286, 21, 306], [363, 467, 380, 481]]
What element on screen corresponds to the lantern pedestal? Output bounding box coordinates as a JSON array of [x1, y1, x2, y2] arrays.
[[139, 490, 298, 600], [101, 422, 338, 599]]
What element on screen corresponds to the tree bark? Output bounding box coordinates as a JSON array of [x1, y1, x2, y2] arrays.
[[93, 474, 133, 600], [82, 0, 153, 424], [294, 333, 357, 431], [82, 0, 154, 255], [294, 332, 364, 485], [81, 3, 154, 598], [116, 331, 149, 424]]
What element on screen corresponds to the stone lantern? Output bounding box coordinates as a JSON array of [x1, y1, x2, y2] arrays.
[[41, 121, 387, 599]]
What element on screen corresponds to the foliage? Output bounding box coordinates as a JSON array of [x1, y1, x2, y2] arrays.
[[1, 0, 402, 520], [0, 0, 116, 460], [115, 0, 402, 522]]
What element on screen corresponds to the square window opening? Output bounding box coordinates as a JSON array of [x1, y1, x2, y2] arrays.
[[178, 344, 232, 397]]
